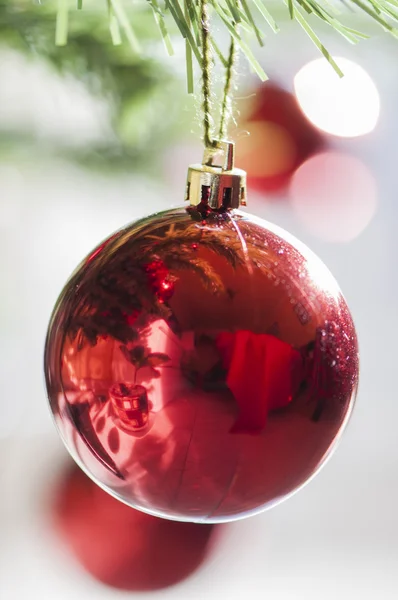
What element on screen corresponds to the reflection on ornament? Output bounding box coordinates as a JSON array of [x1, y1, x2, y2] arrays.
[[216, 331, 303, 432], [53, 463, 215, 590], [45, 207, 358, 523], [109, 383, 149, 432], [289, 151, 377, 242], [236, 82, 325, 194], [144, 259, 175, 303], [294, 57, 380, 138]]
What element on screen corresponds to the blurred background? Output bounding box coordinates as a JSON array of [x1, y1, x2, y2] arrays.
[[0, 2, 397, 599]]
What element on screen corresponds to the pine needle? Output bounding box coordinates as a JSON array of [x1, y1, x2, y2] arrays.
[[211, 36, 229, 67], [109, 0, 141, 53], [239, 0, 264, 45], [251, 0, 280, 33], [290, 4, 345, 76], [55, 0, 68, 46], [148, 0, 174, 55], [226, 0, 242, 23], [212, 1, 268, 80], [185, 0, 201, 44], [107, 0, 122, 45], [184, 0, 194, 92], [166, 0, 202, 64]]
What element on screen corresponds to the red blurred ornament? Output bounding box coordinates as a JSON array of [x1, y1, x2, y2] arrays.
[[53, 464, 214, 590], [236, 82, 325, 193], [45, 199, 358, 522]]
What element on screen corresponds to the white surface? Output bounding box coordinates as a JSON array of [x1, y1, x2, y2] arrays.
[[1, 26, 398, 600]]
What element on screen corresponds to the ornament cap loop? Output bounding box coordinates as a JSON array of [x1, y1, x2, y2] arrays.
[[185, 140, 247, 210]]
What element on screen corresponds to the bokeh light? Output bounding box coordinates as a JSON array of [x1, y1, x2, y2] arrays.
[[0, 48, 111, 147], [294, 57, 380, 138], [289, 151, 378, 242], [235, 121, 297, 178], [235, 82, 325, 195]]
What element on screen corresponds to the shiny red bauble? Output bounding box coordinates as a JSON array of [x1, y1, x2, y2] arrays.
[[45, 206, 358, 523]]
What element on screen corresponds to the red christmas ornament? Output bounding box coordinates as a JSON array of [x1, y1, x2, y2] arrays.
[[45, 199, 358, 522], [236, 82, 325, 194]]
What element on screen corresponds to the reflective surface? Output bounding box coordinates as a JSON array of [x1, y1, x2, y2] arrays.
[[44, 207, 359, 522]]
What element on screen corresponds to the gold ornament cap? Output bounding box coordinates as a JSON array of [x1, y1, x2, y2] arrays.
[[185, 140, 247, 209]]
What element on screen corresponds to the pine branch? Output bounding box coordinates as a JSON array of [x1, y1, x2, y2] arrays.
[[48, 0, 398, 79]]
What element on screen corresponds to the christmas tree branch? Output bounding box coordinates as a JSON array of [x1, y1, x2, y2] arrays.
[[49, 0, 398, 79]]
